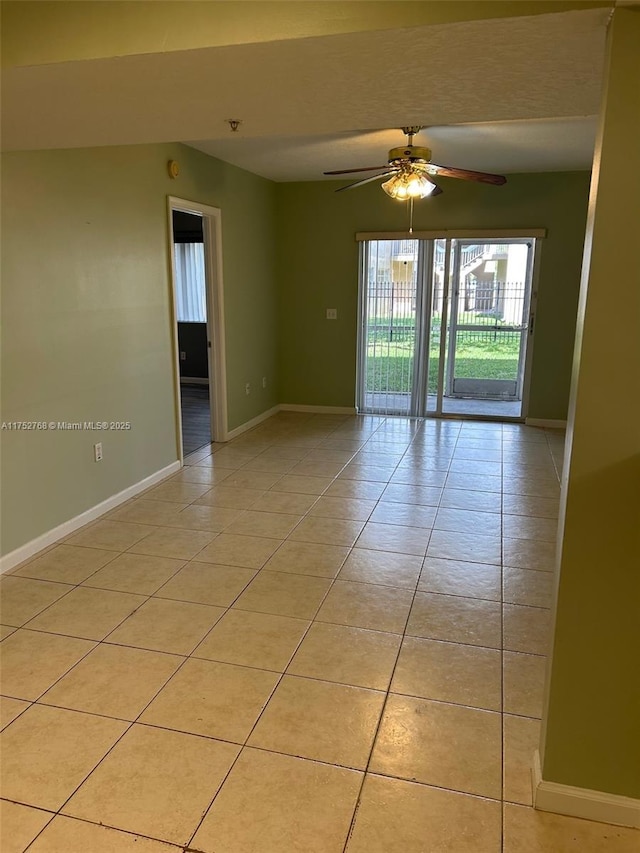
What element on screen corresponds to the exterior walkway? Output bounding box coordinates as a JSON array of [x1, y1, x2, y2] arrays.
[[365, 392, 522, 418]]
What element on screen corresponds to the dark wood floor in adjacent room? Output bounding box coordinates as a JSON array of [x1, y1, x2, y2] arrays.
[[180, 384, 211, 455]]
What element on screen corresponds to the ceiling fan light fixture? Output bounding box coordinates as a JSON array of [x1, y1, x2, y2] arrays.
[[381, 170, 437, 200]]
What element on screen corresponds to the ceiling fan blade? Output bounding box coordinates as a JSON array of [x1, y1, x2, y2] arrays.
[[324, 165, 389, 175], [335, 171, 397, 192], [428, 164, 507, 185], [430, 182, 444, 196]]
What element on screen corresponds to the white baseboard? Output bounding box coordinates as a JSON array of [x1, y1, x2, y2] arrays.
[[0, 460, 181, 575], [279, 404, 357, 415], [532, 750, 640, 828], [225, 405, 281, 441], [525, 418, 568, 429]]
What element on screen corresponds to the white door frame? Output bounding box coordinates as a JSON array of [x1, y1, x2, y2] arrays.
[[167, 196, 229, 459]]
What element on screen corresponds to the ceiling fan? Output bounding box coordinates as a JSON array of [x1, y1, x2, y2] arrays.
[[323, 126, 507, 199]]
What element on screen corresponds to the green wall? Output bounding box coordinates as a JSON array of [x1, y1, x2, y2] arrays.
[[0, 143, 278, 555], [276, 172, 590, 418], [1, 146, 590, 558], [540, 7, 640, 800]]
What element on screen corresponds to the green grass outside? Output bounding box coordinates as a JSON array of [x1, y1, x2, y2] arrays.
[[365, 330, 520, 393]]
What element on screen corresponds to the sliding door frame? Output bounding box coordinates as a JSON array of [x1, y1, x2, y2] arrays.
[[434, 238, 454, 416], [355, 241, 369, 414], [410, 240, 431, 417], [518, 238, 542, 422], [356, 229, 545, 422]]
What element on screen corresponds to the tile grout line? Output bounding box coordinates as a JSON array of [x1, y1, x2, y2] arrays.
[[170, 434, 352, 847], [20, 510, 318, 852], [183, 413, 417, 849], [341, 417, 465, 852], [5, 421, 357, 852], [2, 415, 561, 851], [5, 422, 350, 820]]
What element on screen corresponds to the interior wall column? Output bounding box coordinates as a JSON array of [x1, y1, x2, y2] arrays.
[[536, 5, 640, 819]]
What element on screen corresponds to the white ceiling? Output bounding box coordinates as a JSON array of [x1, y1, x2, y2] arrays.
[[2, 7, 610, 180], [189, 119, 600, 181]]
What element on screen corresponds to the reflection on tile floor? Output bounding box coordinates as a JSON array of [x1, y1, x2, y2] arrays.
[[1, 413, 638, 852]]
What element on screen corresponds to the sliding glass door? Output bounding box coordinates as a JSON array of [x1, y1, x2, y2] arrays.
[[442, 240, 533, 417], [357, 239, 424, 416], [357, 236, 537, 420]]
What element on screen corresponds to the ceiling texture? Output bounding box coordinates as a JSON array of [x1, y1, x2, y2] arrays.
[[1, 2, 614, 180]]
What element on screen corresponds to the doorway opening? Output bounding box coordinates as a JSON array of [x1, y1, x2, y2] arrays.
[[168, 198, 228, 459], [172, 210, 210, 454], [357, 234, 540, 420]]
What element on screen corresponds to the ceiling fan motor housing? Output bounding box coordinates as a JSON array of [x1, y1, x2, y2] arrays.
[[388, 145, 432, 165]]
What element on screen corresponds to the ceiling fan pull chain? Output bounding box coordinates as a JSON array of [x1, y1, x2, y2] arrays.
[[408, 197, 414, 235]]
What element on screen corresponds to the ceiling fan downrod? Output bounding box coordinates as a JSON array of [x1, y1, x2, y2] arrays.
[[389, 127, 431, 164], [401, 126, 425, 145]]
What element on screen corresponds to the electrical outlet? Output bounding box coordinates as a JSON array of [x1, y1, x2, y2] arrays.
[[180, 351, 186, 361], [326, 308, 337, 320], [262, 376, 267, 389], [94, 442, 103, 462], [245, 383, 251, 395]]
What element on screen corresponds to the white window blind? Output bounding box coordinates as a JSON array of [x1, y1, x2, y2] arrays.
[[174, 243, 206, 322]]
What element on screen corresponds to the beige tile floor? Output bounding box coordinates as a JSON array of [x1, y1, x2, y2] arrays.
[[1, 413, 638, 852]]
